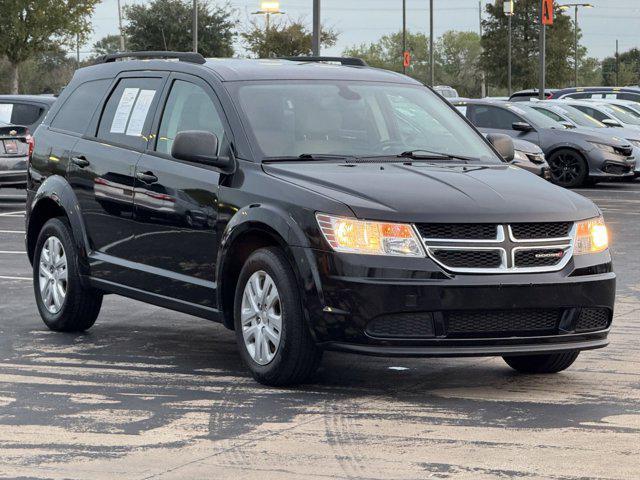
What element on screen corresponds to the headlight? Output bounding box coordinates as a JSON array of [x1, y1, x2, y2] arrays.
[[316, 213, 425, 257], [513, 150, 529, 162], [589, 142, 617, 155], [574, 216, 609, 255]]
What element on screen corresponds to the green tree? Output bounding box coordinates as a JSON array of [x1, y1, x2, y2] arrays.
[[242, 19, 338, 58], [124, 0, 235, 57], [436, 31, 483, 97], [481, 0, 586, 91], [601, 48, 640, 86], [344, 31, 434, 84], [0, 0, 99, 93], [93, 34, 122, 56]]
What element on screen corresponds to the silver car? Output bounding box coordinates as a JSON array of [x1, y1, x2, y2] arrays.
[[0, 123, 32, 189]]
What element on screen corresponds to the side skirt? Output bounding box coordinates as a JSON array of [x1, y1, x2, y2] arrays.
[[88, 276, 222, 322]]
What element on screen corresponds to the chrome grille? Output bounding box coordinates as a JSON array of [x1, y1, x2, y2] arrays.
[[418, 223, 575, 274], [510, 222, 572, 240]]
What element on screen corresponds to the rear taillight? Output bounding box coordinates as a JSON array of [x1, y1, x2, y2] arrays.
[[26, 134, 34, 156]]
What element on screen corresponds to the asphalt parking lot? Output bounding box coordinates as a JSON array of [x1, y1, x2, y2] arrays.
[[0, 183, 639, 480]]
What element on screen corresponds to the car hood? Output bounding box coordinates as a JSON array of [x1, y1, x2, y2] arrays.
[[551, 127, 632, 147], [263, 161, 599, 223]]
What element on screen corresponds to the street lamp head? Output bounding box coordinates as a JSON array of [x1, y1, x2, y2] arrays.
[[260, 1, 281, 13], [503, 0, 515, 16], [559, 2, 595, 9]]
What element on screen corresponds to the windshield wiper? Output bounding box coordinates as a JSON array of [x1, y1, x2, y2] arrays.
[[398, 150, 473, 161], [262, 154, 358, 163]]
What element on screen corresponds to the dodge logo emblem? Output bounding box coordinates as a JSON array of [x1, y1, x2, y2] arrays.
[[535, 251, 564, 259]]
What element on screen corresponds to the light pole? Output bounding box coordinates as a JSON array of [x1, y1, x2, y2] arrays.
[[193, 0, 198, 53], [312, 0, 320, 56], [559, 3, 594, 87], [117, 0, 125, 51], [402, 0, 406, 74], [252, 1, 285, 58], [504, 1, 514, 96], [429, 0, 434, 86]]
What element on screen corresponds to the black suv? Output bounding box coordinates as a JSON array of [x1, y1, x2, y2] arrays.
[[26, 52, 615, 386]]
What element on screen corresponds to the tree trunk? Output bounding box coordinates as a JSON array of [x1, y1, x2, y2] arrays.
[[9, 62, 19, 94]]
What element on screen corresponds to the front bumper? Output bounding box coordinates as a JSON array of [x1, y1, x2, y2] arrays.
[[588, 150, 635, 178], [293, 247, 615, 357]]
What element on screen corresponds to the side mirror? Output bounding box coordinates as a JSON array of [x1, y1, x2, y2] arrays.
[[602, 118, 622, 128], [560, 121, 576, 129], [486, 133, 515, 162], [171, 130, 235, 173], [512, 121, 534, 132]]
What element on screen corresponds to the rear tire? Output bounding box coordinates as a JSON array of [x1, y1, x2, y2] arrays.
[[234, 247, 322, 386], [503, 351, 580, 374], [33, 218, 103, 332], [547, 149, 588, 188]]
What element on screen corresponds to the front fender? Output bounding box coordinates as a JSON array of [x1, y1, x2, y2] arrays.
[[28, 175, 91, 278]]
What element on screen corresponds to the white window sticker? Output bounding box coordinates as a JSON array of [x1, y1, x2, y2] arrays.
[[126, 89, 156, 136], [0, 104, 13, 123], [605, 94, 617, 99], [110, 88, 139, 133]]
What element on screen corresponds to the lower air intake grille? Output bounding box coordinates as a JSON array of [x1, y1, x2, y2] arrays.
[[510, 222, 572, 240], [445, 309, 561, 338], [575, 308, 610, 332], [432, 249, 503, 269], [366, 312, 435, 338]]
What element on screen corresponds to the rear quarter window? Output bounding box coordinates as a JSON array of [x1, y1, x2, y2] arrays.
[[51, 79, 111, 134]]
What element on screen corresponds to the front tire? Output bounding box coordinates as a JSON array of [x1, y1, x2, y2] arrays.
[[33, 218, 103, 332], [503, 351, 580, 374], [234, 247, 322, 386], [547, 149, 588, 188]]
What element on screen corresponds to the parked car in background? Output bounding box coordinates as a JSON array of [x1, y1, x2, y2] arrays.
[[547, 86, 640, 103], [453, 99, 636, 187], [560, 99, 640, 131], [589, 98, 640, 119], [511, 138, 550, 178], [530, 101, 640, 178], [433, 85, 459, 100], [0, 124, 33, 189], [508, 89, 558, 102], [0, 95, 57, 132]]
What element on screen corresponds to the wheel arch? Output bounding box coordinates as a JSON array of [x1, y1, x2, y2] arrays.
[[216, 204, 311, 330], [27, 176, 91, 280]]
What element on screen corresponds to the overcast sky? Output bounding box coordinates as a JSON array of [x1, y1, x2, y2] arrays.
[[86, 0, 640, 60]]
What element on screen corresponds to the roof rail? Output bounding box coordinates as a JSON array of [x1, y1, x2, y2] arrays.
[[279, 56, 368, 67], [93, 51, 206, 65]]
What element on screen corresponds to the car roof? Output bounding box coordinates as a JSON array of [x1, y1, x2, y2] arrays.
[[554, 86, 640, 94], [76, 58, 421, 85], [0, 95, 57, 105]]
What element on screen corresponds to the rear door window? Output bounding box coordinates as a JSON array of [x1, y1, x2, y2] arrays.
[[97, 77, 164, 150], [51, 79, 111, 134]]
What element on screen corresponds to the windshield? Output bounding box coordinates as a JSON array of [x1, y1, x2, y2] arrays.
[[232, 81, 499, 162], [598, 104, 640, 125], [504, 103, 562, 129], [547, 104, 607, 128]]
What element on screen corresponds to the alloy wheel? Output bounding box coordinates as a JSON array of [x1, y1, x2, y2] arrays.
[[38, 236, 68, 314], [240, 270, 282, 365], [549, 152, 582, 184]]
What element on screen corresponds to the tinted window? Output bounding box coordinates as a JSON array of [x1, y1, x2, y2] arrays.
[[470, 105, 521, 130], [51, 80, 111, 134], [0, 103, 43, 127], [233, 82, 498, 161], [156, 80, 226, 155], [564, 92, 591, 99], [618, 92, 640, 102], [97, 77, 163, 149], [572, 105, 609, 122], [532, 106, 564, 122]]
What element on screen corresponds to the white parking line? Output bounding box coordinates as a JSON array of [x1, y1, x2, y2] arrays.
[[0, 275, 31, 281], [0, 230, 25, 234], [0, 210, 25, 217], [0, 251, 27, 254]]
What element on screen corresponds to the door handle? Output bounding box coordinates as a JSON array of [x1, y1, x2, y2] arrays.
[[71, 156, 90, 168], [136, 171, 158, 184]]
